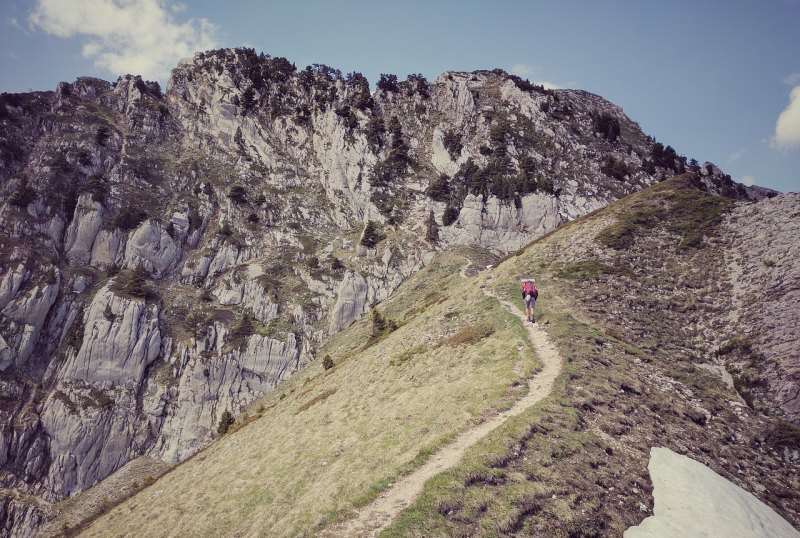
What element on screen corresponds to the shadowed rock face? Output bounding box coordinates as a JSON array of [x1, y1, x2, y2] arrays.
[[0, 48, 767, 535]]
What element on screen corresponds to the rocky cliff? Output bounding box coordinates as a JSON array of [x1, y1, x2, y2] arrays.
[[0, 48, 767, 535]]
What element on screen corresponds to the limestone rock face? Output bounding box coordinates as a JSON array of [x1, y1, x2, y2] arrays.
[[59, 283, 161, 385], [0, 48, 769, 535], [124, 220, 180, 277], [722, 193, 800, 421], [329, 271, 369, 334], [64, 194, 104, 263]]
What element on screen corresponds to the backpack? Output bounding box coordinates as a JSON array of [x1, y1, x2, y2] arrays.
[[523, 281, 536, 296]]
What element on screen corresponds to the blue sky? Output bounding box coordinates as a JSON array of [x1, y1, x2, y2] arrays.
[[2, 1, 799, 193]]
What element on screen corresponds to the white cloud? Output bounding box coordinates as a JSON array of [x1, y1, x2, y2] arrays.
[[510, 63, 534, 77], [28, 0, 218, 81], [739, 175, 755, 187], [726, 146, 748, 164], [509, 63, 568, 90], [784, 73, 800, 86], [772, 85, 800, 150]]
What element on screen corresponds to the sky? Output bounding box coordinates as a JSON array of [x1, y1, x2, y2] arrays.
[[1, 1, 799, 193]]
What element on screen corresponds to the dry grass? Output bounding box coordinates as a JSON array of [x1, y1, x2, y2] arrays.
[[82, 253, 536, 538], [443, 322, 495, 347]]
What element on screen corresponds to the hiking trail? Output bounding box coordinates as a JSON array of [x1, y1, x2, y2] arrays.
[[322, 279, 564, 537]]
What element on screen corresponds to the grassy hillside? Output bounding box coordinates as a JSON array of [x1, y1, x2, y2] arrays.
[[79, 252, 540, 537], [380, 176, 799, 536], [80, 177, 799, 537]]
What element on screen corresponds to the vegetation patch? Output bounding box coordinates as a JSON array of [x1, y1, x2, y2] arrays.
[[770, 421, 800, 451], [596, 176, 735, 250], [444, 322, 495, 347], [556, 260, 627, 280], [296, 388, 337, 414], [390, 344, 429, 367]]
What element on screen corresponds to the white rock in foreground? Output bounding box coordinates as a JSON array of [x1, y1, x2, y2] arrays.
[[625, 447, 799, 538]]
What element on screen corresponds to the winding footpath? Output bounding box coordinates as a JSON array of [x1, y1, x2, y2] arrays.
[[323, 284, 564, 537]]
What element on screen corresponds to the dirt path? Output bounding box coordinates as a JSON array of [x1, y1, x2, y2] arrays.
[[322, 286, 564, 537]]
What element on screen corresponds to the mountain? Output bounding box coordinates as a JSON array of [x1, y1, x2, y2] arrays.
[[0, 47, 783, 536], [67, 176, 799, 537]]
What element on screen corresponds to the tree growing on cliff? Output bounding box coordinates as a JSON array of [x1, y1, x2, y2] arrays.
[[124, 264, 151, 298], [217, 410, 234, 435], [426, 210, 439, 242], [360, 221, 386, 248], [377, 73, 399, 93], [8, 179, 37, 207]]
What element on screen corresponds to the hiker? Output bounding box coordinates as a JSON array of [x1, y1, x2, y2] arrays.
[[521, 278, 538, 323]]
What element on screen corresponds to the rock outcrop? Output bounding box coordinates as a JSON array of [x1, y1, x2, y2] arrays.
[[722, 193, 800, 421]]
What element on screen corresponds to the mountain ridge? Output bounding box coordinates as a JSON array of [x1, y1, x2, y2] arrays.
[[0, 47, 789, 536]]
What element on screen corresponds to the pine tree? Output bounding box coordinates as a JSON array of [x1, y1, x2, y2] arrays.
[[217, 410, 234, 435], [8, 179, 37, 208], [240, 87, 256, 114], [125, 264, 150, 298], [426, 210, 439, 242]]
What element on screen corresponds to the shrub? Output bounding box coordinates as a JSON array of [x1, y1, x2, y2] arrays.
[[444, 322, 495, 347], [240, 87, 256, 114], [405, 74, 429, 98], [78, 174, 109, 203], [8, 179, 37, 207], [247, 213, 260, 224], [593, 112, 621, 141], [537, 174, 555, 194], [217, 410, 234, 435], [322, 354, 334, 370], [377, 73, 399, 93], [426, 174, 451, 202], [364, 116, 385, 150], [360, 220, 386, 248], [113, 207, 148, 230], [442, 205, 460, 226], [96, 126, 111, 146], [330, 257, 345, 274], [489, 118, 511, 149], [228, 185, 248, 204], [230, 310, 256, 348], [218, 221, 233, 237], [601, 156, 629, 181], [335, 105, 359, 131], [124, 264, 151, 298], [371, 309, 398, 338], [426, 210, 439, 242], [442, 130, 463, 160], [770, 421, 800, 450]]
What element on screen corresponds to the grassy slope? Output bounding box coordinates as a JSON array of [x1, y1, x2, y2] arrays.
[[81, 252, 539, 537], [380, 176, 799, 536], [82, 177, 799, 537]]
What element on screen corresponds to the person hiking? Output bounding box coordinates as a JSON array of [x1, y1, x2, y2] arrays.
[[521, 278, 538, 323]]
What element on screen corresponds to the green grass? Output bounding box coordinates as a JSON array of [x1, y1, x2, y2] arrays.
[[83, 253, 538, 538], [556, 260, 628, 280], [596, 175, 735, 251]]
